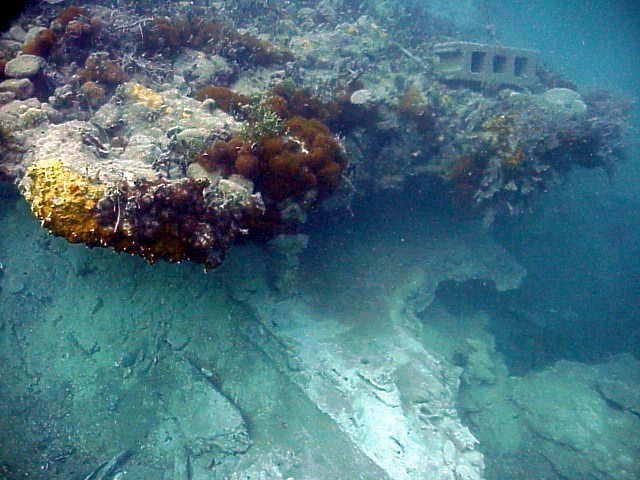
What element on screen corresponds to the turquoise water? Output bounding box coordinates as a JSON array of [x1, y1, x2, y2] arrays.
[[1, 1, 639, 479]]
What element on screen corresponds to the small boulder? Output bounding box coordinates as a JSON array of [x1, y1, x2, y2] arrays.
[[0, 78, 34, 99], [22, 26, 48, 50], [174, 49, 234, 89], [4, 54, 45, 78]]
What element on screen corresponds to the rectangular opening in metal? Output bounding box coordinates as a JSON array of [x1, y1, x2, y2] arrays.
[[514, 56, 528, 76], [437, 50, 463, 72], [470, 51, 486, 73], [492, 54, 507, 73]]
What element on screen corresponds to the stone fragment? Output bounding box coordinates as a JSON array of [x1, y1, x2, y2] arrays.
[[434, 41, 538, 88], [510, 360, 640, 480], [0, 39, 22, 57], [4, 54, 45, 78], [597, 378, 640, 415], [0, 78, 34, 99], [167, 362, 251, 455]]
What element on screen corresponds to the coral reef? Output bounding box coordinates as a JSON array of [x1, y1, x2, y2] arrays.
[[0, 0, 631, 265], [0, 4, 636, 480]]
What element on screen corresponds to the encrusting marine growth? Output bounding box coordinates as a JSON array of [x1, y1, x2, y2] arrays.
[[24, 158, 106, 244]]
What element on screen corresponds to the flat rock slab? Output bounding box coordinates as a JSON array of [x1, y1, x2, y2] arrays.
[[511, 360, 640, 480], [594, 354, 640, 416]]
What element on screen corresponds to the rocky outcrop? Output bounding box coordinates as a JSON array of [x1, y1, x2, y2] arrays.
[[459, 340, 640, 480]]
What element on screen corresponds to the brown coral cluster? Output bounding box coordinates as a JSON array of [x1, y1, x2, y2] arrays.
[[22, 29, 56, 57], [142, 16, 293, 66], [201, 118, 346, 199], [198, 114, 347, 236], [78, 52, 127, 86], [397, 85, 436, 136], [22, 6, 97, 59], [267, 82, 376, 133], [195, 86, 250, 113]]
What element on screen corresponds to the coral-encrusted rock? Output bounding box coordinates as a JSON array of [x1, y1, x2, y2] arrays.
[[0, 97, 61, 180], [93, 176, 263, 268], [20, 150, 263, 268], [23, 158, 106, 244], [4, 54, 45, 78], [15, 83, 263, 269]]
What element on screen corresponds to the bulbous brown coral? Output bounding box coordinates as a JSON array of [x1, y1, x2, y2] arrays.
[[77, 52, 127, 86], [197, 112, 347, 236], [55, 6, 90, 26], [235, 149, 260, 179], [22, 29, 56, 57], [79, 81, 106, 107], [199, 138, 244, 175], [142, 16, 293, 67], [195, 86, 249, 113]]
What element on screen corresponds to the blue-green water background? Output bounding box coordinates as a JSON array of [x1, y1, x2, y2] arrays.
[[481, 0, 640, 361]]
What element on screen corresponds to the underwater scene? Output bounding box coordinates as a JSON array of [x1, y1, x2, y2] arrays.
[[0, 1, 638, 479]]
